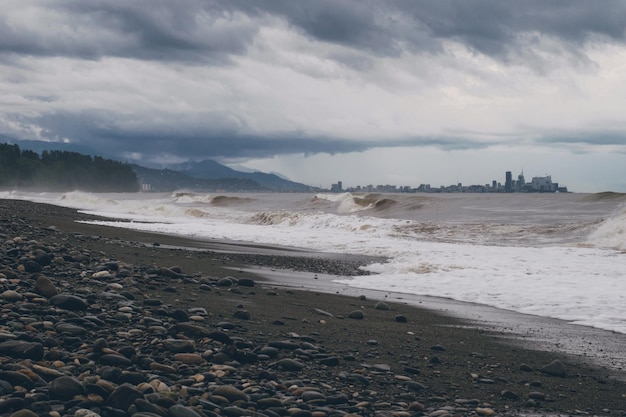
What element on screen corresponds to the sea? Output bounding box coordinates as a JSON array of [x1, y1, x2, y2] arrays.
[[3, 190, 626, 336]]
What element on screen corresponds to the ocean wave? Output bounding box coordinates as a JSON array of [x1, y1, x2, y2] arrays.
[[173, 192, 254, 207], [210, 195, 254, 206], [586, 205, 626, 250], [313, 192, 401, 214], [582, 191, 626, 202]]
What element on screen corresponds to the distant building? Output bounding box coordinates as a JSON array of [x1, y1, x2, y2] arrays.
[[505, 171, 512, 192], [331, 181, 343, 192], [530, 175, 554, 192], [334, 170, 568, 194], [503, 171, 568, 193]]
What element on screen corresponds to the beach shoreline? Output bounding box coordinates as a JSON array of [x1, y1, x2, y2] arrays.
[[1, 198, 625, 416]]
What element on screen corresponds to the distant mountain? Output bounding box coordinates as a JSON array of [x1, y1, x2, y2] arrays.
[[131, 164, 268, 192], [168, 159, 319, 192], [6, 137, 319, 192]]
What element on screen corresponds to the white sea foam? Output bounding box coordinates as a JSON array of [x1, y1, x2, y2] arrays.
[[5, 190, 626, 334], [586, 205, 626, 250]]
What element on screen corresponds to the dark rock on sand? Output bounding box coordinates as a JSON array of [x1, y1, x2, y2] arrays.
[[348, 310, 364, 319], [541, 359, 567, 377], [49, 294, 89, 310], [106, 383, 144, 410], [374, 301, 390, 310], [395, 314, 408, 322], [233, 310, 251, 320], [34, 274, 58, 297], [49, 376, 84, 401], [0, 340, 44, 360]]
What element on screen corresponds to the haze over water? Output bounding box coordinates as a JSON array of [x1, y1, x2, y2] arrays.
[[5, 190, 626, 334]]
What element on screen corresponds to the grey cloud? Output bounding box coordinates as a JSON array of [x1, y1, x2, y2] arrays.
[[537, 133, 626, 147], [2, 1, 624, 65], [13, 111, 370, 162], [0, 0, 259, 63], [10, 109, 495, 164], [231, 0, 626, 60]]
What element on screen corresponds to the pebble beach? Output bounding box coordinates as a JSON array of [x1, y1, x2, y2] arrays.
[[0, 199, 625, 417]]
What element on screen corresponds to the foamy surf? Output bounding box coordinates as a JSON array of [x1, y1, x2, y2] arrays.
[[3, 190, 625, 333]]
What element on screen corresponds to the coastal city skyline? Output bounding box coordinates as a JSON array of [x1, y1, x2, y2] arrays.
[[331, 170, 568, 193]]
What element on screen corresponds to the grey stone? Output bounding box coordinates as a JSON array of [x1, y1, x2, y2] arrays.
[[348, 310, 364, 319], [163, 338, 195, 353], [276, 358, 305, 371], [49, 376, 84, 401], [55, 322, 87, 336], [49, 294, 89, 311], [213, 385, 250, 402], [0, 340, 44, 360], [105, 383, 143, 411], [233, 310, 251, 320], [168, 405, 203, 417], [35, 275, 58, 298], [541, 359, 566, 377], [374, 301, 390, 310]]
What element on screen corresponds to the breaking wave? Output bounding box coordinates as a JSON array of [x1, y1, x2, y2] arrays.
[[586, 205, 626, 250], [313, 193, 401, 214], [582, 191, 626, 202], [173, 192, 253, 206]]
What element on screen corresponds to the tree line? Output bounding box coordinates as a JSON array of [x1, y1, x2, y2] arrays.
[[0, 143, 139, 192]]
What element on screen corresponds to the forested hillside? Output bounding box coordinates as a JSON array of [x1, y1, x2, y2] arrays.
[[0, 143, 139, 192]]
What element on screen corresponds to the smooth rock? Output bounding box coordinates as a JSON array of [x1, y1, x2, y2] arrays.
[[176, 322, 212, 337], [213, 385, 250, 402], [49, 294, 89, 311], [0, 371, 34, 389], [541, 359, 566, 377], [348, 310, 364, 320], [374, 301, 390, 310], [55, 322, 87, 336], [35, 275, 59, 298], [232, 310, 251, 320], [237, 278, 256, 287], [168, 405, 203, 417], [73, 409, 102, 417], [9, 410, 38, 417], [173, 353, 203, 365], [106, 383, 144, 411], [276, 358, 305, 371], [49, 376, 85, 401], [99, 354, 133, 366], [395, 314, 408, 323], [0, 340, 44, 360], [1, 290, 22, 301], [163, 339, 195, 353]]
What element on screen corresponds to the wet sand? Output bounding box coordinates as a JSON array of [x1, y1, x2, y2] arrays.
[[247, 266, 626, 381]]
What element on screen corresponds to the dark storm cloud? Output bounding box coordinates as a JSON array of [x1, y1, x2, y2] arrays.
[[18, 111, 370, 161], [0, 0, 259, 63], [17, 110, 490, 163], [2, 1, 624, 64], [231, 0, 626, 60]]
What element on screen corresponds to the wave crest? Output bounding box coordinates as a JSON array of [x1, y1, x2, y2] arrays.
[[313, 193, 398, 214], [173, 192, 253, 206], [586, 206, 626, 250]]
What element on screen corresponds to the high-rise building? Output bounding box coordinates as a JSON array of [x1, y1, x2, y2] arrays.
[[331, 181, 343, 192], [505, 171, 512, 192]]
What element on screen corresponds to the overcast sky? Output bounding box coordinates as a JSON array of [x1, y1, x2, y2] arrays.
[[1, 1, 626, 192]]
